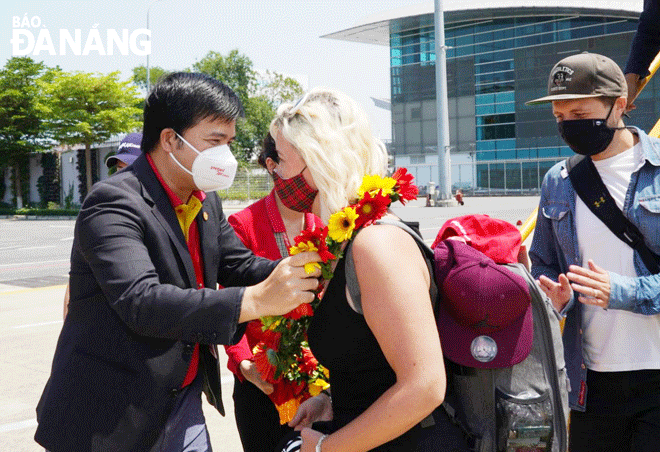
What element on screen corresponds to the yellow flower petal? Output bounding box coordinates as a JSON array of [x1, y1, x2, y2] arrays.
[[308, 378, 330, 396], [308, 383, 322, 397], [358, 175, 396, 198], [328, 207, 358, 242], [290, 241, 319, 256], [304, 261, 321, 274]]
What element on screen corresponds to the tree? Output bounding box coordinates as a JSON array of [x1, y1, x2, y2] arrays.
[[131, 65, 169, 91], [0, 57, 51, 208], [192, 50, 256, 101], [258, 70, 304, 107], [191, 50, 304, 162], [43, 71, 142, 202], [233, 95, 274, 162]]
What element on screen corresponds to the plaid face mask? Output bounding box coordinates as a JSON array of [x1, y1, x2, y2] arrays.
[[272, 166, 318, 212]]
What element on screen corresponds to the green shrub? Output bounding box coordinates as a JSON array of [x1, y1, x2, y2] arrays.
[[13, 207, 78, 216]]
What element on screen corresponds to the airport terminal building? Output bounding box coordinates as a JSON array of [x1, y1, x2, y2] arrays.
[[325, 1, 659, 193]]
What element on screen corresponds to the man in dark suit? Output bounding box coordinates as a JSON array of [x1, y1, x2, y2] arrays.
[[624, 0, 660, 110], [35, 72, 321, 452]]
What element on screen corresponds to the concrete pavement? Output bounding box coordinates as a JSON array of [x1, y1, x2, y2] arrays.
[[0, 283, 243, 451]]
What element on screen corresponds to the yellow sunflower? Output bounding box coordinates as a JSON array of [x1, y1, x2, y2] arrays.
[[328, 207, 358, 242], [358, 175, 396, 198]]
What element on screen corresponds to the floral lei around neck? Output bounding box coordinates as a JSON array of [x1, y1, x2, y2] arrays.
[[253, 168, 419, 424]]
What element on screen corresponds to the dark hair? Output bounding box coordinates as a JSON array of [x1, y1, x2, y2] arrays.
[[257, 132, 279, 169], [141, 72, 244, 153], [598, 96, 619, 108]]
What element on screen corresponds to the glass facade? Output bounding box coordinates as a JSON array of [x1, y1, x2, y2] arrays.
[[389, 11, 660, 191]]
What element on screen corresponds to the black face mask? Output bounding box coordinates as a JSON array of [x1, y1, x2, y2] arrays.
[[557, 103, 622, 156]]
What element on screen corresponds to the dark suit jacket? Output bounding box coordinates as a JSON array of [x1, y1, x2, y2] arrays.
[[35, 154, 278, 452]]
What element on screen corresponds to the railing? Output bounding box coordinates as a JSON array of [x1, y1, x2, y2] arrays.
[[217, 166, 273, 202], [409, 157, 569, 197]]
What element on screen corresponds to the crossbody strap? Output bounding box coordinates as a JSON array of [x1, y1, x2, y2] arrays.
[[345, 218, 437, 314], [566, 154, 660, 274]]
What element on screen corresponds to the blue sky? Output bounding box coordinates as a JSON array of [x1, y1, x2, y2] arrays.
[[1, 0, 420, 140]]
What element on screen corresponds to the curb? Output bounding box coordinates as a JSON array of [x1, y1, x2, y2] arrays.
[[0, 215, 77, 220]]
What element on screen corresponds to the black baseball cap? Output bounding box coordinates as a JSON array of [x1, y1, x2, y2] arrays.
[[526, 52, 627, 105]]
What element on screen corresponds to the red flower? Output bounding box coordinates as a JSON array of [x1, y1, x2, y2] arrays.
[[354, 190, 390, 228], [392, 167, 419, 204], [298, 347, 319, 375], [261, 328, 281, 351], [295, 227, 335, 263], [254, 344, 281, 384], [283, 303, 314, 320], [270, 380, 307, 406]]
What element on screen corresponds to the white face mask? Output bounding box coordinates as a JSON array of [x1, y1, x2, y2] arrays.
[[171, 132, 238, 192]]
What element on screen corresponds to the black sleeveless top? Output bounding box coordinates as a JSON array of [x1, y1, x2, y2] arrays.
[[307, 229, 456, 451], [308, 255, 396, 426]]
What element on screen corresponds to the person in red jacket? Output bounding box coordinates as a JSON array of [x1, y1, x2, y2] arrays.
[[225, 133, 324, 452]]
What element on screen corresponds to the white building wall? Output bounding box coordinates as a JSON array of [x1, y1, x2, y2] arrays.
[[29, 155, 42, 204], [1, 134, 128, 208], [2, 156, 44, 205], [60, 148, 80, 206], [2, 167, 10, 205]]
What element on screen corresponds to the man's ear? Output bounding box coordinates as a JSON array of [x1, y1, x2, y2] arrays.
[[615, 96, 628, 122], [160, 128, 179, 154]]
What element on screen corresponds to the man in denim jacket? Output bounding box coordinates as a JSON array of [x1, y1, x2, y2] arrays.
[[527, 52, 660, 451]]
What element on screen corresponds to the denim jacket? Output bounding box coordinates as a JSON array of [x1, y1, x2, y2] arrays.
[[529, 127, 660, 411]]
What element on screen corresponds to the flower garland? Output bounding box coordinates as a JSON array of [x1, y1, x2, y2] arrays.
[[252, 168, 419, 424]]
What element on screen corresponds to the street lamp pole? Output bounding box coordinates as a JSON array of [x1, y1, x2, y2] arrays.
[[434, 0, 451, 201], [146, 0, 162, 95]]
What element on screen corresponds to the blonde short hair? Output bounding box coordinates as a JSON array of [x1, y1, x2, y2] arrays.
[[270, 87, 388, 222]]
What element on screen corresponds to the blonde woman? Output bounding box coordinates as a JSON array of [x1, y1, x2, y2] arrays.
[[271, 88, 466, 452]]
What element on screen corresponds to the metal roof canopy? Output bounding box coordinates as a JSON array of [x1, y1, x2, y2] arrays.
[[322, 0, 643, 45]]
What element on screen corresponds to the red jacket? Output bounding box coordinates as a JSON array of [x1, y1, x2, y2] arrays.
[[224, 190, 323, 379]]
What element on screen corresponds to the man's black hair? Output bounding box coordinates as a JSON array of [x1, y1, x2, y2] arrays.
[[141, 72, 244, 153], [257, 132, 279, 169]]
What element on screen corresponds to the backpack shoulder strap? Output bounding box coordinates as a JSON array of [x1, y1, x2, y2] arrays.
[[345, 218, 436, 314], [566, 155, 660, 273], [502, 262, 569, 450]]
